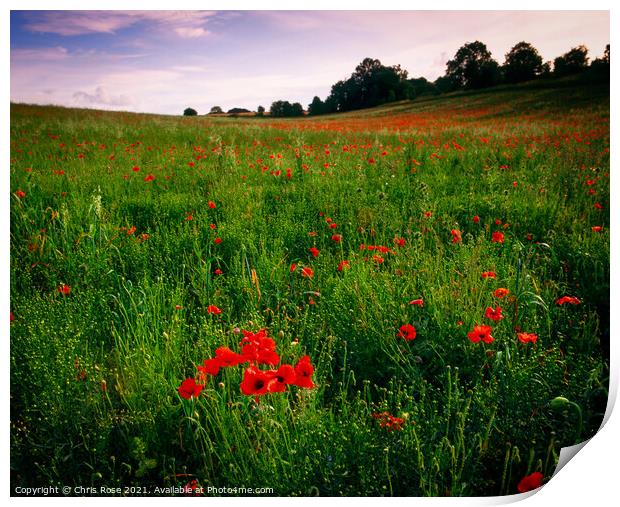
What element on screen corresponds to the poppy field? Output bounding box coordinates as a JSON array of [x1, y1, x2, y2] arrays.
[[10, 77, 610, 496]]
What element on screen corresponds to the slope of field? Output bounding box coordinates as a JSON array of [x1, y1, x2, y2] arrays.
[[10, 78, 609, 496]]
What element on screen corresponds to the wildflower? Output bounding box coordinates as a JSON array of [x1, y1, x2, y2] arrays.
[[468, 325, 494, 344], [144, 174, 155, 182], [293, 355, 315, 388], [208, 201, 216, 209], [371, 412, 405, 431], [409, 298, 424, 307], [214, 268, 223, 276], [397, 324, 417, 341], [517, 472, 544, 493], [214, 346, 244, 367], [214, 237, 222, 244], [494, 288, 509, 298], [301, 267, 314, 279], [473, 215, 480, 223], [517, 332, 538, 344], [207, 305, 222, 315], [394, 237, 406, 247], [197, 358, 222, 377], [265, 364, 296, 392], [556, 296, 580, 306], [15, 189, 26, 198], [240, 366, 271, 396], [132, 166, 140, 172], [484, 306, 504, 322], [337, 260, 350, 271], [372, 255, 384, 264], [481, 271, 496, 279], [178, 378, 203, 400], [492, 231, 505, 243], [127, 226, 136, 235], [451, 229, 462, 244], [591, 226, 602, 232], [290, 263, 297, 273], [58, 284, 71, 295], [309, 246, 320, 258], [331, 234, 342, 242]]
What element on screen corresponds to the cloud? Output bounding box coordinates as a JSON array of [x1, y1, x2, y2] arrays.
[[22, 11, 217, 38], [72, 86, 133, 107], [11, 46, 69, 61]]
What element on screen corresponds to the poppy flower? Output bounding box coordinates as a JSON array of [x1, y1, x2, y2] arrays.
[[214, 346, 244, 367], [494, 288, 509, 298], [301, 267, 314, 279], [266, 364, 296, 392], [484, 306, 504, 321], [329, 223, 337, 229], [337, 260, 350, 271], [293, 355, 315, 388], [517, 332, 538, 344], [178, 378, 203, 399], [144, 174, 155, 182], [556, 296, 581, 306], [15, 190, 26, 198], [372, 255, 384, 264], [208, 201, 216, 209], [132, 166, 140, 172], [331, 234, 342, 242], [309, 247, 320, 258], [451, 229, 462, 244], [591, 226, 602, 232], [197, 357, 222, 377], [207, 305, 222, 315], [517, 472, 544, 493], [58, 284, 71, 295], [409, 298, 424, 307], [492, 231, 505, 243], [394, 237, 406, 247], [473, 215, 480, 223], [397, 324, 417, 341], [214, 237, 222, 244], [290, 263, 297, 273], [481, 271, 496, 279], [214, 268, 223, 276], [468, 325, 494, 344], [240, 366, 271, 396]]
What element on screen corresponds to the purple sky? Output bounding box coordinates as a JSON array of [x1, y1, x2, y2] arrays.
[[10, 10, 610, 115]]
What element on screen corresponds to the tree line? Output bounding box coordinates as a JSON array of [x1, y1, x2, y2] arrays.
[[184, 41, 609, 117]]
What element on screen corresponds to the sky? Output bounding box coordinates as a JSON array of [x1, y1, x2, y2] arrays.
[[9, 9, 610, 115]]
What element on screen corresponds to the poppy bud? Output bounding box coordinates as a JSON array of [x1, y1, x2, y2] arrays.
[[550, 396, 570, 410]]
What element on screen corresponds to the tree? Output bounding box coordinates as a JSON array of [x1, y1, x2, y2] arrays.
[[227, 107, 250, 114], [503, 42, 543, 83], [308, 96, 326, 115], [290, 102, 304, 117], [554, 45, 589, 77], [209, 106, 223, 114], [445, 41, 501, 89], [589, 44, 610, 80], [183, 107, 197, 116], [409, 77, 437, 97], [256, 105, 265, 117]]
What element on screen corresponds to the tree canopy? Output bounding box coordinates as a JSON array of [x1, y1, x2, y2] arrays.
[[183, 107, 197, 116], [445, 41, 501, 89], [503, 42, 543, 83]]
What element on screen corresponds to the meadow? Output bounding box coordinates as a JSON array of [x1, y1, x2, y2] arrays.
[[10, 77, 610, 496]]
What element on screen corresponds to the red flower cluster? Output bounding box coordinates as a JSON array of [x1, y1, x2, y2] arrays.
[[517, 332, 538, 344], [556, 295, 580, 305], [517, 471, 544, 493], [178, 329, 315, 400], [371, 411, 406, 431]]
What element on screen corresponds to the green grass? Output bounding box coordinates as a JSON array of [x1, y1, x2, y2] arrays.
[[10, 78, 609, 496]]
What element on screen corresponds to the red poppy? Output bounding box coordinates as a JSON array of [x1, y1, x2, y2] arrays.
[[451, 229, 462, 244], [290, 262, 298, 273], [207, 305, 222, 315], [409, 298, 424, 307], [397, 324, 417, 341], [591, 226, 602, 232], [468, 325, 494, 344], [337, 260, 350, 271], [266, 364, 296, 392], [331, 234, 342, 242], [556, 296, 581, 306], [517, 472, 543, 493], [494, 288, 509, 298], [301, 267, 314, 279], [178, 378, 204, 399], [240, 366, 271, 396], [144, 174, 155, 182], [394, 237, 406, 247], [58, 284, 71, 295], [309, 246, 320, 258], [15, 189, 26, 198], [372, 255, 384, 264], [208, 201, 216, 209], [293, 355, 315, 388], [214, 237, 222, 244], [473, 215, 480, 223], [484, 306, 504, 322], [214, 268, 223, 276], [214, 346, 244, 367], [132, 166, 140, 172], [329, 223, 337, 229], [491, 231, 505, 244], [517, 332, 538, 344], [481, 271, 496, 279], [197, 357, 222, 377]]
